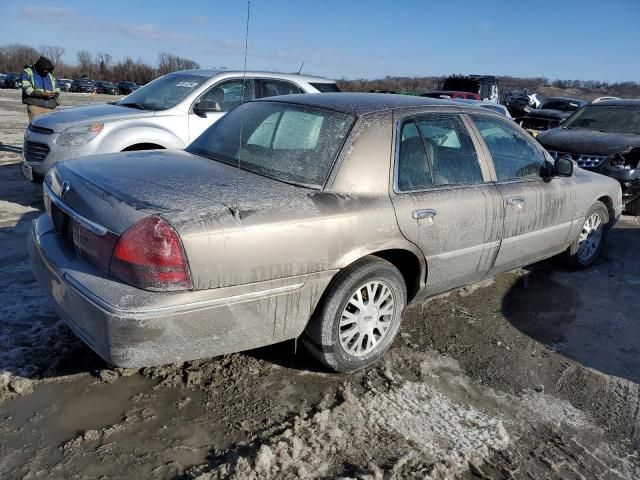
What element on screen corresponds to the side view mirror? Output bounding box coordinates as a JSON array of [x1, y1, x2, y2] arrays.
[[555, 154, 574, 176], [193, 100, 220, 116]]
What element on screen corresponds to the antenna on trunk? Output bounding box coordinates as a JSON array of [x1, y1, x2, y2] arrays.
[[234, 0, 251, 222]]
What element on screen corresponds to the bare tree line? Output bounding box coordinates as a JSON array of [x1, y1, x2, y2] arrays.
[[2, 43, 639, 97], [0, 43, 201, 85], [337, 75, 640, 99]]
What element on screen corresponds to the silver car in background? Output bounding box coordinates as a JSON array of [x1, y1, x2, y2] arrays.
[[29, 94, 622, 372], [20, 69, 340, 181]]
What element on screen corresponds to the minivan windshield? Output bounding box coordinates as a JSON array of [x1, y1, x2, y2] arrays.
[[562, 105, 640, 135], [186, 101, 355, 188], [117, 73, 205, 111]]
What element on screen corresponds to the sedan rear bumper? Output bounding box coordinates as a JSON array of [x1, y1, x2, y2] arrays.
[[29, 214, 334, 368]]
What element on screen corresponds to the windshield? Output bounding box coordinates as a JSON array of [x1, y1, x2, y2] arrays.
[[117, 73, 205, 110], [541, 100, 581, 112], [563, 105, 640, 134], [186, 101, 355, 188]]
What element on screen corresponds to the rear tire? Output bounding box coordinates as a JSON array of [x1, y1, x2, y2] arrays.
[[626, 197, 640, 216], [564, 201, 610, 269], [302, 256, 407, 373]]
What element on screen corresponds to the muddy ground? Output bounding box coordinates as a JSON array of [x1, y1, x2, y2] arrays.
[[1, 88, 639, 479]]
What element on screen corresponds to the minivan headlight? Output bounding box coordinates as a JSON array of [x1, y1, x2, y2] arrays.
[[55, 123, 104, 147]]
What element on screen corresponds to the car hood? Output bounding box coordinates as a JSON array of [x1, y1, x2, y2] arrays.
[[54, 150, 318, 235], [31, 103, 154, 132], [537, 128, 640, 156], [525, 109, 572, 120]]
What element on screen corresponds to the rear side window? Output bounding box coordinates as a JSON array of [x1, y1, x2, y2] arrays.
[[257, 79, 304, 98], [396, 114, 483, 191], [471, 115, 547, 180], [310, 82, 341, 93]]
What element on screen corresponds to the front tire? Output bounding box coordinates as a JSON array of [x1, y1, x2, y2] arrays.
[[565, 201, 610, 268], [302, 256, 407, 373]]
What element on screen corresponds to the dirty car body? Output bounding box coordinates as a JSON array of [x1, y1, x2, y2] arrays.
[[29, 93, 622, 370]]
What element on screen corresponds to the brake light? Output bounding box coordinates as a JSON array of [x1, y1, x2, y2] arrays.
[[109, 216, 192, 291]]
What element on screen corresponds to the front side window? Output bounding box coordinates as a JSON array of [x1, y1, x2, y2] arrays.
[[257, 79, 304, 98], [472, 115, 547, 180], [396, 114, 483, 191], [200, 79, 255, 112], [186, 101, 354, 188]]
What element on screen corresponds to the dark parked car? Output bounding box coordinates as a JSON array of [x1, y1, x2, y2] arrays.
[[117, 81, 139, 95], [519, 97, 586, 137], [2, 72, 21, 89], [537, 99, 640, 215], [95, 81, 119, 95], [70, 79, 96, 93], [503, 90, 543, 118]]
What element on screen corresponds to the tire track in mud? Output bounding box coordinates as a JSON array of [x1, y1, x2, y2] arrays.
[[183, 351, 638, 479]]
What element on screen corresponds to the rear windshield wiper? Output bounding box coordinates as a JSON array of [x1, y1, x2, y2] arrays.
[[118, 102, 147, 110]]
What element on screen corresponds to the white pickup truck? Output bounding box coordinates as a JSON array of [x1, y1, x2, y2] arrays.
[[21, 69, 340, 180]]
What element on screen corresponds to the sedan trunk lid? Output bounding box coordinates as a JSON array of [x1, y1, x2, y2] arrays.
[[49, 150, 317, 236]]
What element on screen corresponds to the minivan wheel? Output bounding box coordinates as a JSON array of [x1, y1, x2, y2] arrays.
[[302, 256, 407, 373], [565, 201, 610, 268]]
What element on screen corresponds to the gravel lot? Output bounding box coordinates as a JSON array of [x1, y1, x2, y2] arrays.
[[1, 88, 639, 479]]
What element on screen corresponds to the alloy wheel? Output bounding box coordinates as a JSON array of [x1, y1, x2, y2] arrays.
[[338, 280, 395, 356], [577, 213, 604, 262]]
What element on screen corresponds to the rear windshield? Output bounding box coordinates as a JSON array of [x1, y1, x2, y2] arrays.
[[441, 78, 480, 94], [116, 73, 204, 110], [562, 105, 640, 135], [310, 82, 341, 93], [186, 101, 354, 188]]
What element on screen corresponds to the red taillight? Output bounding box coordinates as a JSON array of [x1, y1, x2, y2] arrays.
[[109, 216, 192, 291]]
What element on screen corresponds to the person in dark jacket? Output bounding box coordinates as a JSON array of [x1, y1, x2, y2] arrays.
[[21, 56, 61, 122]]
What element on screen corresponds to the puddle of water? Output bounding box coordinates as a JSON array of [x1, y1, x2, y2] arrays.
[[1, 374, 155, 446]]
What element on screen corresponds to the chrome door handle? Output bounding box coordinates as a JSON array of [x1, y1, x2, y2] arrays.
[[413, 208, 437, 220], [506, 196, 525, 206]]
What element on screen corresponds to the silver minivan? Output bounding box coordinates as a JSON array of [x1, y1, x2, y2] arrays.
[[20, 69, 339, 180]]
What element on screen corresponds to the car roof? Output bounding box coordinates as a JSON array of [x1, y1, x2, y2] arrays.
[[259, 92, 459, 116], [169, 69, 335, 83], [587, 99, 640, 107]]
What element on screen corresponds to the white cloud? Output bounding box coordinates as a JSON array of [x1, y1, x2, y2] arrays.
[[20, 5, 74, 20]]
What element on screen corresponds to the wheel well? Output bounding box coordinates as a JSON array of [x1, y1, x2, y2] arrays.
[[122, 143, 165, 151], [597, 196, 614, 223], [371, 249, 423, 301]]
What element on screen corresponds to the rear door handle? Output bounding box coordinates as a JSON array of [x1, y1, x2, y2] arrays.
[[506, 196, 525, 206], [413, 208, 437, 220]]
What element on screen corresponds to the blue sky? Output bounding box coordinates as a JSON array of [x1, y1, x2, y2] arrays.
[[1, 0, 639, 82]]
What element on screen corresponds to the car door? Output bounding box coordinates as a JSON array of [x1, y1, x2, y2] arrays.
[[468, 114, 577, 274], [188, 78, 255, 142], [390, 111, 504, 296]]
